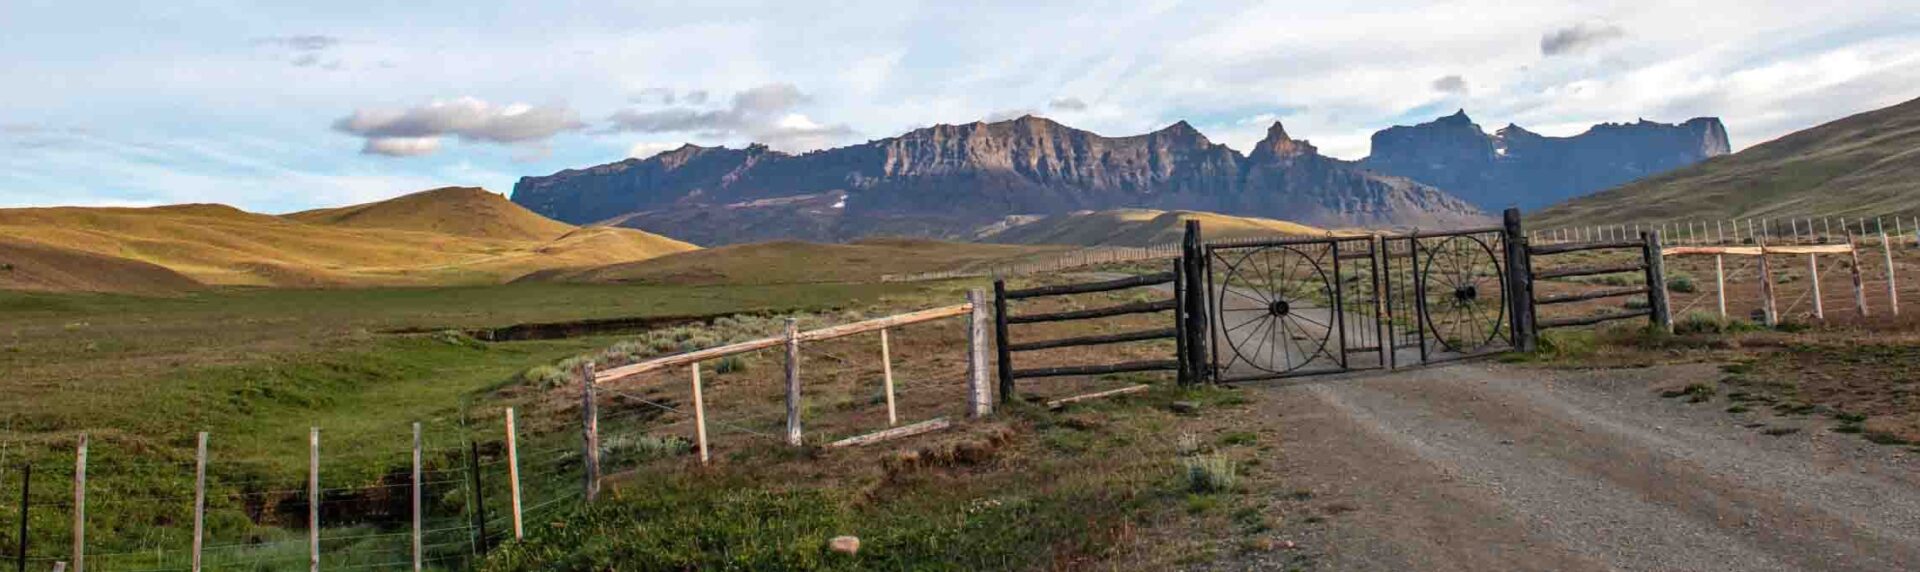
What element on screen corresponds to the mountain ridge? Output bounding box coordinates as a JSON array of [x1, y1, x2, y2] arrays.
[[512, 115, 1490, 245]]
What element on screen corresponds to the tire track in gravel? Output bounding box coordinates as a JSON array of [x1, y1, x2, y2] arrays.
[[1246, 362, 1920, 572]]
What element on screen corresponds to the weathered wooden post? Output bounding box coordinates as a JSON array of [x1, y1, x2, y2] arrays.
[[1643, 231, 1672, 332], [1715, 254, 1727, 319], [879, 329, 896, 426], [1181, 219, 1210, 382], [466, 442, 487, 553], [1847, 231, 1868, 316], [966, 289, 992, 418], [784, 319, 802, 446], [1809, 254, 1824, 320], [504, 408, 523, 540], [192, 432, 207, 572], [1503, 208, 1537, 350], [307, 428, 318, 572], [1757, 236, 1778, 326], [690, 365, 709, 463], [577, 362, 600, 501], [69, 436, 84, 572], [411, 423, 422, 572], [1883, 231, 1900, 315]]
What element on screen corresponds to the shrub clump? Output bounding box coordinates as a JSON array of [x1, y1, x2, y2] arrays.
[[1668, 274, 1697, 293], [1182, 453, 1240, 494]]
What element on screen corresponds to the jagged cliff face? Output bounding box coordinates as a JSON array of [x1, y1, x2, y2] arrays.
[[1362, 110, 1729, 211], [512, 116, 1489, 245]]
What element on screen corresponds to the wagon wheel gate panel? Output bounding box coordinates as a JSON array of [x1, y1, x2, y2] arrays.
[[1395, 229, 1514, 363], [1203, 236, 1391, 382]]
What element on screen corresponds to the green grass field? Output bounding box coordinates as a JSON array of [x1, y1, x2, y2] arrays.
[[0, 280, 935, 569]]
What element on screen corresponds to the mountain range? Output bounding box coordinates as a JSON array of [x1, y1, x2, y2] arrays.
[[513, 112, 1730, 244], [512, 117, 1488, 245], [1362, 110, 1730, 211], [1536, 95, 1920, 227]]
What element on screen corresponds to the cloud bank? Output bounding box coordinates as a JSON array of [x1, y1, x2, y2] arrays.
[[1541, 23, 1625, 56], [605, 83, 853, 151], [331, 97, 585, 157]]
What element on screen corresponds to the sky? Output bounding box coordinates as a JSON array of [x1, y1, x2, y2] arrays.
[[2, 0, 1916, 213]]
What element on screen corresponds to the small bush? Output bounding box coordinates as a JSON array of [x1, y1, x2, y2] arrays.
[[1668, 274, 1697, 293], [1621, 295, 1650, 310], [1182, 454, 1239, 493], [521, 365, 571, 389], [1674, 312, 1725, 335], [601, 434, 692, 466]]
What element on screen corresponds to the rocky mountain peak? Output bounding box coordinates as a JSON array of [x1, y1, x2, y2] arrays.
[[1251, 122, 1316, 160]]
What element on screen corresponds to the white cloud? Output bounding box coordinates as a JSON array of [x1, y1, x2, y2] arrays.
[[1432, 75, 1470, 95], [331, 97, 586, 157], [1049, 97, 1089, 111]]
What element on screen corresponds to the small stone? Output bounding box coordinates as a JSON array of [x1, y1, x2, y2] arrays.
[[1282, 540, 1297, 550], [829, 535, 861, 555], [1170, 401, 1200, 414]]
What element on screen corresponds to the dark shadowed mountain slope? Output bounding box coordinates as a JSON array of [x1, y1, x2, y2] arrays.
[[1535, 96, 1920, 227], [511, 116, 1488, 245], [1362, 110, 1729, 211]]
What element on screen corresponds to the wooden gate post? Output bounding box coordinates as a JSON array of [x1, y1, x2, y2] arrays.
[[965, 290, 992, 418], [1809, 254, 1825, 320], [1757, 236, 1778, 326], [577, 362, 600, 501], [992, 280, 1013, 403], [1643, 231, 1672, 332], [1714, 255, 1727, 319], [1503, 208, 1538, 351], [1180, 219, 1210, 382], [1883, 231, 1900, 315], [1847, 231, 1868, 316], [784, 319, 803, 446]]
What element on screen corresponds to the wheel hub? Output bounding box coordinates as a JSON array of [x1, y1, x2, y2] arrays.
[[1267, 300, 1291, 317], [1453, 284, 1478, 302]]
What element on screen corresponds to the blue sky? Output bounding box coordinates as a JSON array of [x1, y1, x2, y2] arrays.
[[3, 0, 1916, 213]]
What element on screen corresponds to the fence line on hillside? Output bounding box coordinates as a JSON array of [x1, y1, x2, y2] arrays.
[[1531, 215, 1920, 249], [880, 243, 1184, 282]]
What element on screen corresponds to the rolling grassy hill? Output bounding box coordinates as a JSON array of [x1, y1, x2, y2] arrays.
[[525, 237, 1066, 286], [0, 236, 203, 294], [0, 187, 696, 290], [1535, 96, 1920, 227], [980, 209, 1330, 246]]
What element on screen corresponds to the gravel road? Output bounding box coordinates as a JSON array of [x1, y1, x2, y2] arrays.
[[1228, 362, 1920, 571]]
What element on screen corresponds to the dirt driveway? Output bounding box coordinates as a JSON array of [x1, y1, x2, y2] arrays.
[[1224, 362, 1920, 571]]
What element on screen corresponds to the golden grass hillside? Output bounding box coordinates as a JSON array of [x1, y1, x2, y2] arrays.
[[524, 237, 1065, 285], [0, 236, 203, 294], [286, 186, 576, 241], [0, 187, 696, 289], [982, 209, 1329, 246], [1536, 96, 1920, 227]]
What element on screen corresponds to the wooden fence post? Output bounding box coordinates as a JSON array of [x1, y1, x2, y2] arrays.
[[578, 362, 600, 502], [784, 319, 803, 446], [69, 435, 83, 572], [1643, 231, 1672, 332], [1181, 219, 1209, 382], [411, 423, 422, 572], [1757, 237, 1778, 326], [1848, 231, 1868, 316], [307, 428, 318, 572], [1715, 255, 1727, 319], [1809, 254, 1824, 320], [966, 290, 992, 418], [504, 409, 523, 541], [690, 365, 709, 463], [1504, 208, 1537, 350], [879, 329, 896, 426], [192, 432, 207, 572], [1883, 231, 1900, 315]]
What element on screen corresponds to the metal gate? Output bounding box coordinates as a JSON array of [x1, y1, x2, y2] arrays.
[[1199, 224, 1517, 382]]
